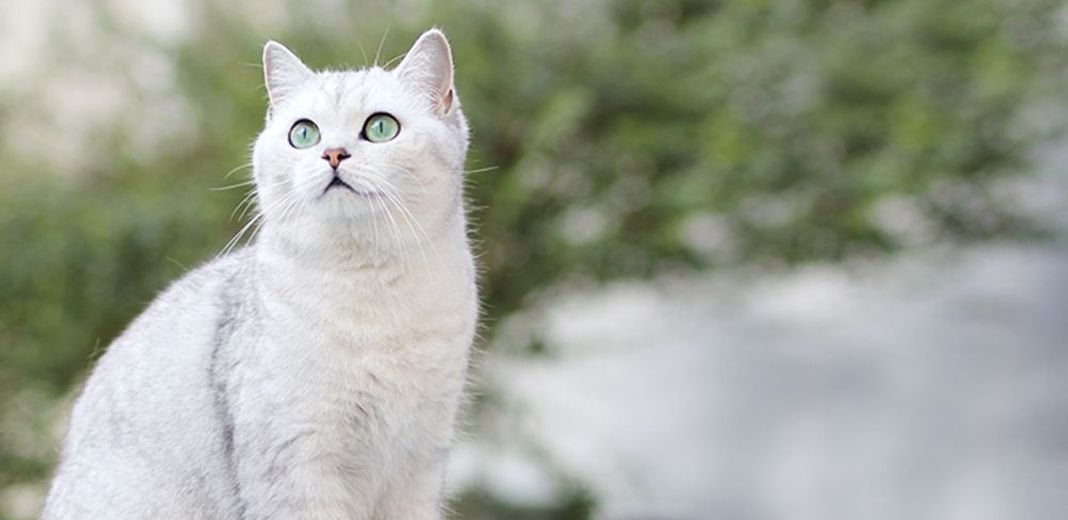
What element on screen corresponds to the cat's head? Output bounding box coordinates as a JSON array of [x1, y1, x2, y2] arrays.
[[251, 29, 469, 255]]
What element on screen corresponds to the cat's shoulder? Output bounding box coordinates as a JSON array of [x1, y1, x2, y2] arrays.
[[158, 248, 253, 302], [121, 247, 254, 333], [83, 249, 255, 382]]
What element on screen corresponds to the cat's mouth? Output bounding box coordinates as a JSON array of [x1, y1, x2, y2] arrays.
[[322, 176, 384, 198], [326, 176, 355, 193]]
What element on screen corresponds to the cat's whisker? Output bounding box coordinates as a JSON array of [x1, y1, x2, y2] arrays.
[[356, 38, 370, 68], [228, 172, 300, 226], [377, 187, 427, 266], [379, 197, 408, 266], [248, 194, 302, 250], [379, 182, 438, 268], [232, 190, 260, 222], [210, 180, 256, 192], [226, 205, 276, 255], [361, 192, 407, 322], [358, 177, 409, 267], [463, 165, 499, 175], [266, 171, 324, 226], [357, 176, 392, 263], [389, 197, 435, 272], [366, 187, 383, 260], [218, 211, 263, 258], [259, 195, 302, 246], [224, 162, 254, 179], [360, 171, 440, 272], [374, 22, 391, 68], [381, 51, 406, 69], [371, 194, 397, 266], [368, 191, 399, 263], [221, 175, 310, 258]]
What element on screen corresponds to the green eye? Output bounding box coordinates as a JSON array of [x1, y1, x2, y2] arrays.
[[363, 113, 400, 143], [288, 119, 320, 149]]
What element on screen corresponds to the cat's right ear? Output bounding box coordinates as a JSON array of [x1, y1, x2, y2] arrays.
[[263, 41, 313, 115]]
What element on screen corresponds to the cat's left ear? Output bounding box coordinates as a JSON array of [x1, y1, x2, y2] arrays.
[[263, 41, 313, 113], [395, 29, 456, 116]]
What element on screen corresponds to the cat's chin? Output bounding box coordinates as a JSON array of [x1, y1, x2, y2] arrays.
[[305, 189, 390, 221]]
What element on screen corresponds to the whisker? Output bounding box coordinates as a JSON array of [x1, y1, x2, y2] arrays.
[[463, 165, 499, 175], [356, 38, 370, 67], [219, 172, 321, 257], [360, 171, 439, 271], [210, 180, 256, 192], [383, 190, 435, 272], [382, 51, 406, 69], [374, 22, 391, 68], [231, 190, 260, 222], [224, 162, 254, 179], [366, 186, 383, 260], [218, 210, 264, 258], [359, 177, 408, 267]]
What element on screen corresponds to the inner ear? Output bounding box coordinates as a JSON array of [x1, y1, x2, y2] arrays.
[[441, 88, 454, 114], [395, 29, 455, 116]]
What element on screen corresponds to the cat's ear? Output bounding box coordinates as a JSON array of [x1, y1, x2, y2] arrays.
[[263, 41, 313, 111], [395, 29, 455, 116]]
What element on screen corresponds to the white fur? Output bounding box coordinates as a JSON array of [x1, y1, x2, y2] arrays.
[[43, 29, 477, 520]]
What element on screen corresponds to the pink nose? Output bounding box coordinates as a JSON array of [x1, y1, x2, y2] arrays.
[[322, 148, 351, 169]]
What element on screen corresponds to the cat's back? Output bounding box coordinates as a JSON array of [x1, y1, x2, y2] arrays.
[[43, 250, 251, 519]]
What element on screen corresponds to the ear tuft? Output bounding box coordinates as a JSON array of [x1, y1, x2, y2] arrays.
[[394, 29, 455, 116], [263, 41, 313, 112]]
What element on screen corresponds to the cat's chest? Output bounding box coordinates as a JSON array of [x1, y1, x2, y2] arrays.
[[254, 303, 469, 391], [241, 283, 473, 415], [231, 261, 475, 449]]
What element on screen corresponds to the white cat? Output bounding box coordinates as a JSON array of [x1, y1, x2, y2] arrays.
[[42, 29, 477, 520]]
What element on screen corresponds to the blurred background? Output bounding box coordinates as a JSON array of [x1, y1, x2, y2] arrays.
[[2, 0, 1068, 518]]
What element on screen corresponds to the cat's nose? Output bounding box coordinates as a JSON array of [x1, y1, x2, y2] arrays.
[[321, 148, 351, 170]]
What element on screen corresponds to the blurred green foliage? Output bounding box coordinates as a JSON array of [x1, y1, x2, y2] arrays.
[[1, 0, 1066, 517]]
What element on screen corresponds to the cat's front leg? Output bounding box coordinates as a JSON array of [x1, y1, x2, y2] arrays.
[[235, 432, 378, 520], [374, 457, 449, 520], [228, 385, 378, 520]]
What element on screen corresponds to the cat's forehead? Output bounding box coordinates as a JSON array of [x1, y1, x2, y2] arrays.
[[301, 68, 405, 115]]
